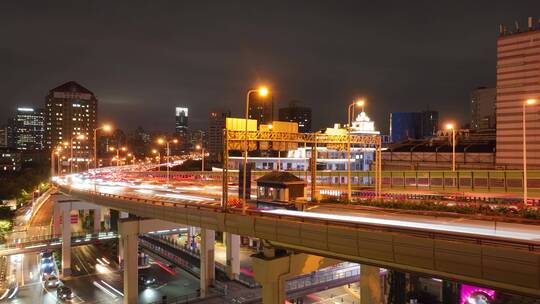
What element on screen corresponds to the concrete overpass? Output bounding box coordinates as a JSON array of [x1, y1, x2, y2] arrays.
[[58, 184, 540, 303]]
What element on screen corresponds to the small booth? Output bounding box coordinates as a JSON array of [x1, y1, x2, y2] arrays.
[[256, 171, 306, 209]]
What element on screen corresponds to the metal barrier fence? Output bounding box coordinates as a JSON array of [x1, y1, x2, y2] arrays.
[[0, 231, 117, 252], [286, 266, 360, 291]]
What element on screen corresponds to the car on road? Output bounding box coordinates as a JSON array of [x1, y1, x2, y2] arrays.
[[44, 274, 60, 288], [57, 286, 74, 301], [138, 275, 156, 287]]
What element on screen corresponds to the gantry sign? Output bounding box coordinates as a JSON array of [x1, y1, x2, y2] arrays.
[[221, 119, 382, 207]]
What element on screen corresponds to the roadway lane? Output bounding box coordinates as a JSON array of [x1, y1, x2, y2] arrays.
[[57, 174, 540, 244]]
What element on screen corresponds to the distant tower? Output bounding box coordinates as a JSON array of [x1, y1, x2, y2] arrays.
[[175, 107, 190, 151], [45, 81, 98, 160], [278, 100, 312, 133], [14, 107, 45, 151], [208, 109, 231, 162]]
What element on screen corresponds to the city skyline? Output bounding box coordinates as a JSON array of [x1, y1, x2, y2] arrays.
[[2, 1, 540, 133]]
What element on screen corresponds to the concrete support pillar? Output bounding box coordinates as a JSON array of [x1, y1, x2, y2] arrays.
[[200, 229, 215, 297], [253, 251, 339, 304], [61, 209, 71, 277], [93, 208, 101, 232], [225, 232, 240, 280], [360, 265, 382, 304], [52, 207, 61, 236], [119, 220, 139, 304]]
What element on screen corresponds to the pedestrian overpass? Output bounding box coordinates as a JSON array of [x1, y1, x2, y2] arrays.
[[0, 231, 118, 256]]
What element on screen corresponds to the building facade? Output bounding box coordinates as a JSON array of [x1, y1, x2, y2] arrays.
[[45, 81, 97, 161], [390, 111, 439, 143], [471, 87, 496, 130], [0, 148, 21, 173], [496, 21, 540, 168], [208, 110, 230, 162], [248, 95, 273, 125], [278, 101, 312, 133], [175, 107, 190, 152], [14, 107, 45, 151], [0, 127, 7, 148]]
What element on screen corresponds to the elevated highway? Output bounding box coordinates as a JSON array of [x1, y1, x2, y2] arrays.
[[57, 180, 540, 298]]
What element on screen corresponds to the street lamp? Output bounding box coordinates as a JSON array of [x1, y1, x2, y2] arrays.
[[109, 146, 127, 166], [346, 99, 365, 202], [157, 138, 178, 185], [152, 149, 161, 171], [243, 86, 269, 209], [196, 144, 205, 171], [445, 123, 456, 171], [523, 98, 537, 205], [70, 134, 86, 174], [93, 124, 112, 170], [50, 146, 62, 179]]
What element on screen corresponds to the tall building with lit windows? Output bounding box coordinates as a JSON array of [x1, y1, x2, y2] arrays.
[[496, 19, 540, 168], [44, 81, 97, 159], [14, 107, 45, 151], [278, 100, 312, 133], [175, 107, 190, 152]]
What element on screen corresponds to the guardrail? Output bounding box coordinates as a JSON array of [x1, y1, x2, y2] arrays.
[[0, 231, 118, 254], [286, 266, 360, 291], [61, 185, 540, 253]]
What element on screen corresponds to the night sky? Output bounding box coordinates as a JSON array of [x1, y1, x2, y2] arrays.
[[2, 1, 540, 133]]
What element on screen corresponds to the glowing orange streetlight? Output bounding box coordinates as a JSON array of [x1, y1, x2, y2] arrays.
[[523, 99, 537, 205], [157, 138, 179, 184], [445, 123, 456, 171], [242, 86, 270, 208], [94, 124, 112, 170]]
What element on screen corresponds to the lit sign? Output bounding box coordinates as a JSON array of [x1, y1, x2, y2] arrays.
[[460, 284, 495, 304], [17, 108, 34, 112], [176, 107, 188, 117]]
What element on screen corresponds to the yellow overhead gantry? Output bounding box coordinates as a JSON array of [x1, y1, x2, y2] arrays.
[[221, 123, 382, 208]]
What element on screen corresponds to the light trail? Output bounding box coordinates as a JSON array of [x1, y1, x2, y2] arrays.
[[263, 209, 540, 242]]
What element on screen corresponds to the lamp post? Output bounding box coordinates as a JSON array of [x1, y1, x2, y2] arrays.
[[347, 99, 365, 202], [152, 149, 161, 171], [70, 135, 86, 174], [93, 124, 112, 171], [243, 87, 269, 208], [196, 144, 205, 171], [50, 146, 62, 179], [109, 146, 127, 166], [445, 123, 456, 171], [523, 99, 537, 205], [157, 138, 178, 185]]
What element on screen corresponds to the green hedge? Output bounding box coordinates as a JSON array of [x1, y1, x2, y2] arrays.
[[319, 198, 540, 220]]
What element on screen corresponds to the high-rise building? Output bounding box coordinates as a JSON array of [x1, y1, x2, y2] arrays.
[[248, 95, 273, 125], [45, 81, 97, 160], [175, 107, 188, 133], [496, 19, 540, 168], [420, 110, 439, 138], [471, 87, 496, 130], [175, 107, 190, 152], [0, 126, 7, 148], [278, 101, 312, 133], [390, 111, 438, 143], [208, 110, 230, 162], [14, 107, 45, 151]]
